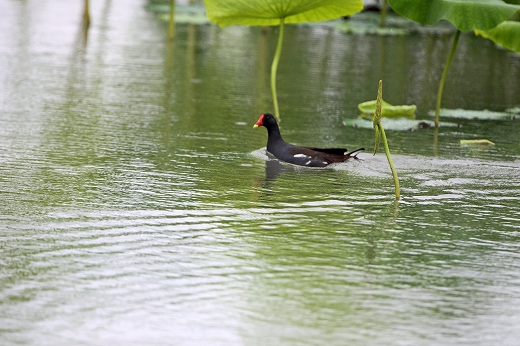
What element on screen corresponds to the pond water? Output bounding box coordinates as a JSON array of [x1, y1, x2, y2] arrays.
[[1, 1, 520, 345]]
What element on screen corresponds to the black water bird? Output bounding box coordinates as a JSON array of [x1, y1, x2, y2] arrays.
[[253, 113, 364, 167]]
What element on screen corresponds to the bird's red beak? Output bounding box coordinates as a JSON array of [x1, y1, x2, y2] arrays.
[[253, 114, 264, 128]]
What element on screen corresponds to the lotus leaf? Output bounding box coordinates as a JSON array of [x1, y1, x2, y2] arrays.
[[388, 1, 520, 127], [387, 0, 520, 31], [204, 0, 363, 27], [428, 108, 514, 120], [506, 107, 520, 114], [344, 118, 458, 131], [476, 21, 520, 52]]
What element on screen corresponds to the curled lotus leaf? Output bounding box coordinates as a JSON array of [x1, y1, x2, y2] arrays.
[[359, 100, 417, 118]]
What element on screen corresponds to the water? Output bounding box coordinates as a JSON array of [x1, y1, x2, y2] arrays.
[[1, 1, 520, 345]]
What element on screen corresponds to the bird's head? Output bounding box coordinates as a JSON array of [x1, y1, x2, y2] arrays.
[[253, 113, 277, 129]]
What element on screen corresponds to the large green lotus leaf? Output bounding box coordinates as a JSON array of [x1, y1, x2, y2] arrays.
[[358, 100, 417, 118], [387, 0, 520, 31], [204, 0, 363, 27], [476, 21, 520, 52], [428, 108, 514, 120]]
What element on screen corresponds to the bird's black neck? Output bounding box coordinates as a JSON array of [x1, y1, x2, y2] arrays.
[[266, 123, 284, 143], [265, 122, 288, 154]]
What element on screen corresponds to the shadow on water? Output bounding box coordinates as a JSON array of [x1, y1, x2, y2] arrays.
[[263, 158, 294, 182]]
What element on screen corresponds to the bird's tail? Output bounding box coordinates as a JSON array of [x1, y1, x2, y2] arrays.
[[346, 148, 364, 158]]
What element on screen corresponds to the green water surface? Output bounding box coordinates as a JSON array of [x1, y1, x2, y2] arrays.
[[1, 1, 520, 345]]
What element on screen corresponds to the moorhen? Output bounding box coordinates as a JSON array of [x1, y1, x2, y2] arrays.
[[253, 113, 364, 167]]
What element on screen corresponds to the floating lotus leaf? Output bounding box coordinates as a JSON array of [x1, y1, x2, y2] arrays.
[[507, 107, 520, 115], [335, 11, 455, 35], [476, 21, 520, 52], [203, 0, 363, 27], [428, 108, 514, 120], [159, 12, 210, 25], [145, 3, 170, 13], [358, 100, 417, 118], [388, 0, 520, 32], [147, 3, 211, 25], [336, 21, 408, 35], [344, 118, 458, 131]]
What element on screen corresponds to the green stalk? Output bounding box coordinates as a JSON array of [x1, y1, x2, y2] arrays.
[[373, 80, 400, 201], [377, 122, 400, 200], [168, 0, 175, 40], [435, 29, 460, 127], [271, 17, 285, 121], [379, 0, 388, 28], [83, 0, 90, 29]]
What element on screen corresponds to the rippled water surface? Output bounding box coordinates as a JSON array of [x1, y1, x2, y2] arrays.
[[1, 1, 520, 345]]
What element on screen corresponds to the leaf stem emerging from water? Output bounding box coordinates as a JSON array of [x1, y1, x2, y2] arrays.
[[435, 29, 460, 127], [83, 0, 90, 29], [168, 0, 175, 40], [373, 80, 400, 200], [380, 0, 388, 27], [377, 122, 400, 200], [271, 18, 285, 121]]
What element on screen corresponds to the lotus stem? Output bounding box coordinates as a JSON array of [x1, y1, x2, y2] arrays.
[[83, 0, 90, 29], [380, 0, 388, 28], [435, 29, 460, 127], [271, 17, 285, 121], [168, 0, 175, 40], [377, 122, 400, 200], [373, 80, 400, 201]]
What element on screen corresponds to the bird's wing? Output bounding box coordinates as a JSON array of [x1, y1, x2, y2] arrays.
[[302, 147, 348, 156]]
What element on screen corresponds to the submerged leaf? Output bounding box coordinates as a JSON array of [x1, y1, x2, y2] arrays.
[[388, 0, 520, 31], [203, 0, 363, 27], [428, 108, 514, 120], [359, 100, 417, 118]]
